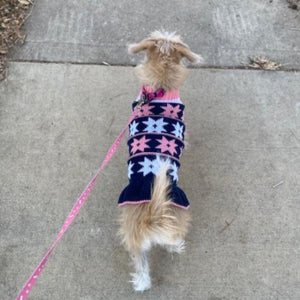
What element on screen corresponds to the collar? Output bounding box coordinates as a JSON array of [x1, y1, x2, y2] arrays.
[[136, 86, 180, 109], [141, 86, 165, 104]]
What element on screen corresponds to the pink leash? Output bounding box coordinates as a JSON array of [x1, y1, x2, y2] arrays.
[[16, 110, 137, 300]]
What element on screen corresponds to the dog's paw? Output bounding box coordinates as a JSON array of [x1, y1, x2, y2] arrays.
[[130, 272, 151, 292], [166, 240, 186, 254]]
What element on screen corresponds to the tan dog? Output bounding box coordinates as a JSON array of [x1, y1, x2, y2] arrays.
[[118, 30, 202, 292]]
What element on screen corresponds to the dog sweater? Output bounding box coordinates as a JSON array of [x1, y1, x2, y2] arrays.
[[118, 87, 190, 209]]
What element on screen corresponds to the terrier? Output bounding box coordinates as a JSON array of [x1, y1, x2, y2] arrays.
[[118, 30, 202, 291]]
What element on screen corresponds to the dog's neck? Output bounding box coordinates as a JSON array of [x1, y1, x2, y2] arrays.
[[139, 85, 180, 101]]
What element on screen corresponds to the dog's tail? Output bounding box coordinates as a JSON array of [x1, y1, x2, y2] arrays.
[[147, 160, 177, 238]]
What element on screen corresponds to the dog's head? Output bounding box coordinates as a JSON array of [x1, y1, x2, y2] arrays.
[[129, 31, 202, 65], [128, 31, 202, 91]]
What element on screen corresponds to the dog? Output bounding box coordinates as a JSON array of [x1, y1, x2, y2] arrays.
[[118, 30, 202, 292]]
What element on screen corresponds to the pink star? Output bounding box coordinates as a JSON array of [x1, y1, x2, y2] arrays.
[[136, 105, 154, 118], [131, 136, 151, 154], [161, 104, 181, 118], [156, 136, 177, 155]]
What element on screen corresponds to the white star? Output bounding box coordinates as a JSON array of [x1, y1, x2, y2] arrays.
[[169, 162, 179, 182], [129, 120, 139, 136], [142, 118, 168, 133], [138, 157, 159, 176], [171, 122, 184, 139], [128, 161, 134, 179]]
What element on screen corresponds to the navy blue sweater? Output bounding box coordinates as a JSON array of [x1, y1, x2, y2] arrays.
[[118, 97, 189, 209]]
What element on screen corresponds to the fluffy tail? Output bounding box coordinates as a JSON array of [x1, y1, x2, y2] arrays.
[[147, 160, 177, 237], [118, 160, 181, 255]]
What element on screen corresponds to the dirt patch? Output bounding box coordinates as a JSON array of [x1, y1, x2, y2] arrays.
[[0, 0, 34, 81], [287, 0, 300, 10], [248, 56, 280, 71]]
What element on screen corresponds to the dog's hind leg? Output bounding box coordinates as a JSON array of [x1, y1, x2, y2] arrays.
[[165, 238, 186, 254], [130, 251, 151, 292]]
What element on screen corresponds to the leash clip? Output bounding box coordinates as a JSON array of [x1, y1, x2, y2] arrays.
[[136, 87, 165, 110], [136, 94, 147, 110]]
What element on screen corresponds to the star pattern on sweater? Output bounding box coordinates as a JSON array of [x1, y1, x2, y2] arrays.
[[169, 162, 178, 182], [130, 136, 151, 154], [171, 122, 184, 139], [127, 161, 134, 179], [136, 105, 154, 118], [161, 104, 181, 118], [156, 136, 177, 155], [137, 157, 159, 176], [142, 118, 167, 133], [129, 120, 139, 136]]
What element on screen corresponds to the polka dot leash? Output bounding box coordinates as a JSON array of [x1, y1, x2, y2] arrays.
[[16, 110, 138, 300]]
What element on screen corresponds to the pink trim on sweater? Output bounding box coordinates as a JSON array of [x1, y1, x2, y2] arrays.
[[139, 86, 180, 100], [118, 200, 151, 206], [136, 99, 182, 104], [151, 99, 182, 104], [170, 202, 190, 210]]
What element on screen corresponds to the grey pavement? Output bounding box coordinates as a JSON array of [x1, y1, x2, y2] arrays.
[[1, 0, 300, 299], [10, 0, 300, 69], [1, 63, 300, 299]]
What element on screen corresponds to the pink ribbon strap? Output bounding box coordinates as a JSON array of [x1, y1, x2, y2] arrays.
[[16, 110, 137, 300]]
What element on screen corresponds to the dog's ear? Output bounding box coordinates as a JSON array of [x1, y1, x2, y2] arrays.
[[128, 39, 156, 54], [175, 42, 203, 64]]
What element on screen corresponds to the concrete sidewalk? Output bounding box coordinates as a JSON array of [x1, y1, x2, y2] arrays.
[[10, 0, 300, 69], [1, 62, 300, 299], [1, 0, 300, 299]]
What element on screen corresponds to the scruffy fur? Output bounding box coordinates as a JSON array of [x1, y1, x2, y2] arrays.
[[119, 30, 200, 292], [128, 30, 202, 91]]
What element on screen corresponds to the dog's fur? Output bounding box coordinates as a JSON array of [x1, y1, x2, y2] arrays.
[[118, 30, 201, 292]]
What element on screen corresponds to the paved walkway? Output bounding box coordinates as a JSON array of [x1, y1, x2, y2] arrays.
[[10, 0, 300, 69], [1, 1, 300, 299]]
